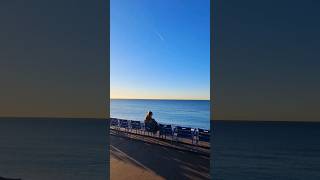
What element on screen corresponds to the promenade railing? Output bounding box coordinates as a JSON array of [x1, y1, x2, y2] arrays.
[[109, 118, 210, 147]]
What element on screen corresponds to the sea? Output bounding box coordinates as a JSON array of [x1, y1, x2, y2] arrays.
[[110, 99, 210, 129]]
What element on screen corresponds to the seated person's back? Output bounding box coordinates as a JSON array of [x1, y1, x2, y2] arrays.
[[144, 111, 159, 133]]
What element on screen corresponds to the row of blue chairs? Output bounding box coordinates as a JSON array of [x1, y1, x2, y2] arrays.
[[109, 118, 210, 145]]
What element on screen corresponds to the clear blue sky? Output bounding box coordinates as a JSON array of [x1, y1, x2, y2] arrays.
[[110, 0, 210, 100]]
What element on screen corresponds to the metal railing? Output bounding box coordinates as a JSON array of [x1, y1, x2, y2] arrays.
[[109, 118, 210, 146]]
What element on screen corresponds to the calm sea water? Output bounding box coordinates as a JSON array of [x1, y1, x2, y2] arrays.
[[213, 121, 320, 180], [0, 118, 107, 180], [111, 99, 210, 129]]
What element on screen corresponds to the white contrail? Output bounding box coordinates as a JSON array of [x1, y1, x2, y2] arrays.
[[155, 31, 165, 41]]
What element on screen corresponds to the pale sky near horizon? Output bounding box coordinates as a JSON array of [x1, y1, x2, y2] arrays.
[[110, 0, 210, 100]]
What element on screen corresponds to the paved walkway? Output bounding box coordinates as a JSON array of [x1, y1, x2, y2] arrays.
[[110, 134, 210, 180]]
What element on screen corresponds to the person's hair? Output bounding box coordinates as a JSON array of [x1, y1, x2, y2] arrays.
[[145, 111, 153, 122]]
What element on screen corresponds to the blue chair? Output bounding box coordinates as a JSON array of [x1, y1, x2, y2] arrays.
[[110, 118, 119, 127], [197, 128, 210, 143], [175, 126, 195, 144], [144, 122, 156, 136], [130, 120, 142, 134], [159, 124, 164, 136], [119, 119, 129, 132], [159, 124, 173, 140]]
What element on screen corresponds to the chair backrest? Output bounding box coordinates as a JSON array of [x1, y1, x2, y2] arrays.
[[144, 122, 153, 132], [159, 124, 173, 135], [130, 120, 141, 129], [198, 128, 210, 142], [176, 126, 193, 138], [110, 118, 119, 127], [119, 119, 129, 128]]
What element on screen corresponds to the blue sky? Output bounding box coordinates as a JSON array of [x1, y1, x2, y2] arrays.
[[110, 0, 210, 100]]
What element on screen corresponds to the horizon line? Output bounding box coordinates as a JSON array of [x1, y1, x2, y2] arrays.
[[110, 97, 210, 101]]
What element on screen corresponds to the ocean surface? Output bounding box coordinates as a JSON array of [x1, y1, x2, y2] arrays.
[[111, 99, 210, 129], [212, 121, 320, 180], [0, 118, 107, 180]]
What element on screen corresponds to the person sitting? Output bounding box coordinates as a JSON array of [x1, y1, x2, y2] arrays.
[[144, 111, 159, 134]]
